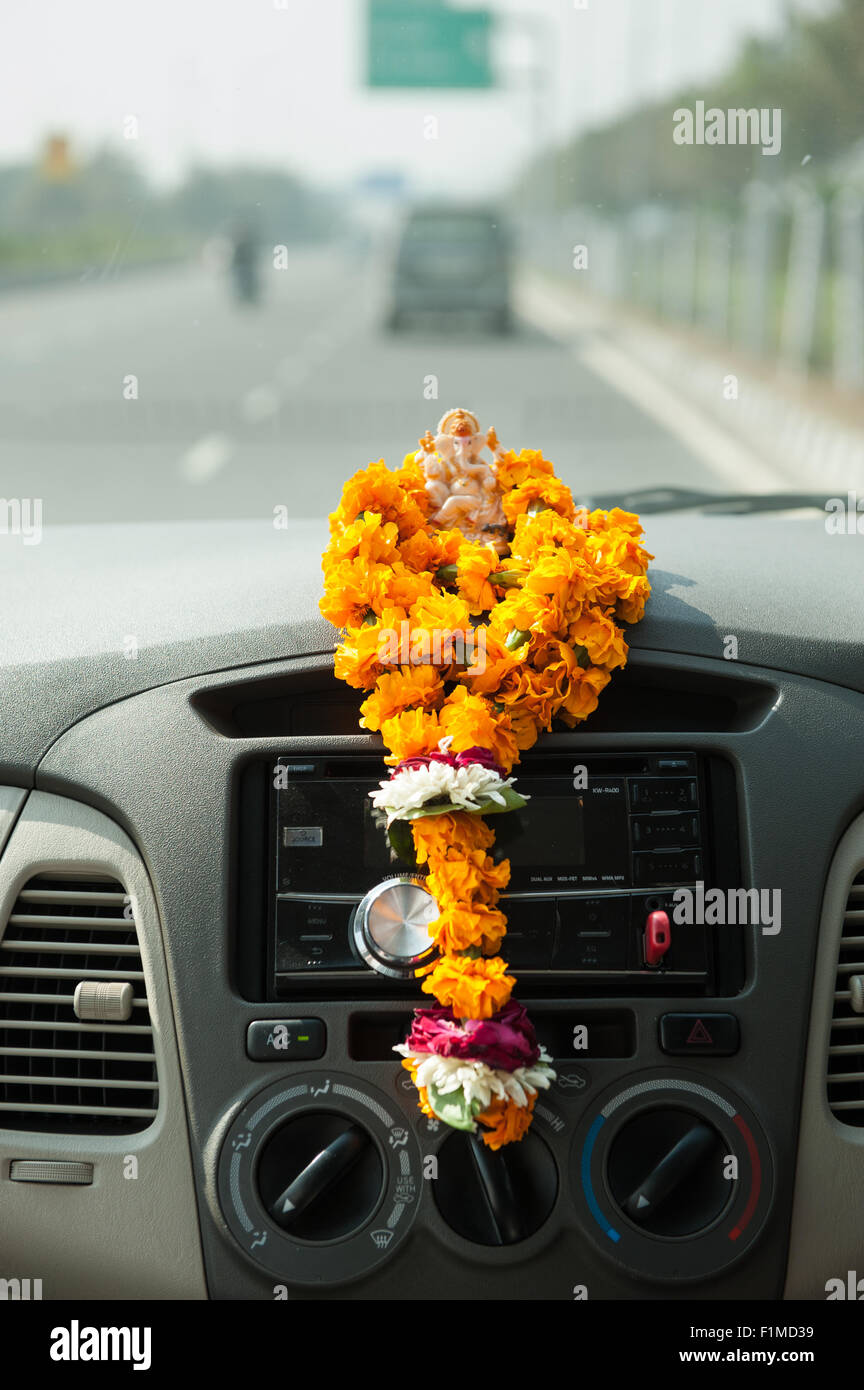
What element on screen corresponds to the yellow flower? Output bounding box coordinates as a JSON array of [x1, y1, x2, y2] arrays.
[[412, 813, 495, 865], [501, 476, 575, 527], [569, 608, 629, 670], [429, 904, 507, 955], [558, 666, 612, 725], [477, 1094, 537, 1149], [398, 526, 463, 574], [460, 630, 524, 697], [510, 508, 588, 562], [359, 665, 444, 732], [333, 610, 406, 690], [428, 849, 511, 908], [438, 687, 519, 773], [456, 542, 500, 615], [380, 707, 443, 765], [495, 448, 555, 491], [488, 588, 562, 640], [325, 511, 400, 566], [330, 460, 427, 539], [421, 954, 515, 1020]]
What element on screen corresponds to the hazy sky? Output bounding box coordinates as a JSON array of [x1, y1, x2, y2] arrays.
[[0, 0, 827, 195]]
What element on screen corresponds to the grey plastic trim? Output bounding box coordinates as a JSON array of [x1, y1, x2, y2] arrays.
[[785, 811, 864, 1300], [0, 790, 207, 1300], [0, 788, 26, 859]]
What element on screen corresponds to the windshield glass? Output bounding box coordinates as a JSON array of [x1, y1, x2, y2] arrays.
[[2, 0, 862, 524]]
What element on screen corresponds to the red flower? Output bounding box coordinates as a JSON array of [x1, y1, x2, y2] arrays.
[[405, 1001, 540, 1071]]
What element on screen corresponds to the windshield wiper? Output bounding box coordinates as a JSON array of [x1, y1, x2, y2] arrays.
[[586, 486, 833, 516]]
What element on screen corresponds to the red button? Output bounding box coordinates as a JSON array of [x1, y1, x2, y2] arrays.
[[643, 910, 671, 967]]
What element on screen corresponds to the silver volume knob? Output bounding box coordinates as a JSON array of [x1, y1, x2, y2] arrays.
[[352, 876, 439, 980]]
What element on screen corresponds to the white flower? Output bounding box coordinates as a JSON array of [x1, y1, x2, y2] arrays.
[[370, 741, 525, 825], [394, 1045, 556, 1112]]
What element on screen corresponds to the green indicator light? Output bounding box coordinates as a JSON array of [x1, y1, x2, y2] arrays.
[[298, 1035, 310, 1042]]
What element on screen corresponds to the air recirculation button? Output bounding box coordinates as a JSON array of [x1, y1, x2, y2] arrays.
[[257, 1113, 384, 1243], [434, 1131, 558, 1246]]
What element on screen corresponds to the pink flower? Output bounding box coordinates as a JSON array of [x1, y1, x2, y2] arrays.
[[454, 746, 507, 778], [405, 1002, 540, 1071]]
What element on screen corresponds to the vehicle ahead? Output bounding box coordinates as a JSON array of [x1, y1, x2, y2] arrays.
[[388, 204, 512, 333]]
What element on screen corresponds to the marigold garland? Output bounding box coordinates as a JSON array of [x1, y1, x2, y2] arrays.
[[320, 409, 651, 1147]]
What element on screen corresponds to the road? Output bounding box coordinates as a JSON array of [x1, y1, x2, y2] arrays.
[[0, 246, 783, 526]]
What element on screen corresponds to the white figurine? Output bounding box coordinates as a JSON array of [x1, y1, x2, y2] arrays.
[[415, 408, 508, 551]]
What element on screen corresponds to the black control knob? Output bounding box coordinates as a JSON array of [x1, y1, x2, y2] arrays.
[[434, 1131, 558, 1246], [256, 1112, 384, 1242], [606, 1106, 731, 1238]]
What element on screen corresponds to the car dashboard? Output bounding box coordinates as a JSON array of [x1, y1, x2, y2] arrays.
[[0, 513, 862, 1300]]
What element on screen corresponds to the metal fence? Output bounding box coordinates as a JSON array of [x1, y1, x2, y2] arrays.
[[526, 181, 864, 391]]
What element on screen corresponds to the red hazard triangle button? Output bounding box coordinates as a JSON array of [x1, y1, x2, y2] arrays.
[[660, 1013, 740, 1056], [686, 1019, 713, 1045]]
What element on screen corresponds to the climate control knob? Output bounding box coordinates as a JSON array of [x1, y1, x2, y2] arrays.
[[352, 875, 439, 979]]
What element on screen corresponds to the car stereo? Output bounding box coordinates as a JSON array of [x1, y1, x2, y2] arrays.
[[256, 750, 743, 999]]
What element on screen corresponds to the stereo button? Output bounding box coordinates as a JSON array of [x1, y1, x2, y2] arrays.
[[634, 850, 702, 887], [554, 898, 628, 971], [628, 777, 698, 811], [276, 899, 363, 971], [500, 898, 555, 968]]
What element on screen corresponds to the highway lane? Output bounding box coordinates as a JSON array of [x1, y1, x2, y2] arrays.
[[0, 246, 779, 526]]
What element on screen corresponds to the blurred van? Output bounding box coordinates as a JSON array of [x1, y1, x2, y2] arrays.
[[388, 204, 512, 332]]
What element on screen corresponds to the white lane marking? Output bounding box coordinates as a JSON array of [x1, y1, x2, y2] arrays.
[[520, 280, 786, 494], [578, 338, 786, 494], [178, 432, 233, 482], [241, 384, 280, 422]]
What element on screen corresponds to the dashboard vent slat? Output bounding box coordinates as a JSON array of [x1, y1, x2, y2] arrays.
[[0, 876, 159, 1135], [827, 872, 864, 1125]]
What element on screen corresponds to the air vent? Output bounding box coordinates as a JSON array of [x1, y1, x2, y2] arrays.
[[0, 876, 159, 1134], [827, 872, 864, 1123]]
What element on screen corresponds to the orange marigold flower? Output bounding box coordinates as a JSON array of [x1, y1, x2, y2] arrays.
[[427, 849, 510, 907], [381, 707, 443, 765], [477, 1093, 537, 1149], [495, 448, 555, 491], [421, 953, 515, 1020], [510, 508, 588, 562], [569, 608, 629, 671], [408, 589, 473, 636], [488, 587, 562, 640], [412, 813, 495, 865], [330, 460, 427, 539], [617, 574, 651, 624], [455, 542, 500, 616], [506, 705, 542, 751], [359, 665, 444, 732], [429, 903, 507, 955], [333, 610, 406, 690], [438, 687, 519, 774], [325, 511, 401, 566], [494, 667, 559, 730], [398, 526, 464, 574], [501, 476, 575, 527], [586, 506, 644, 539], [558, 666, 612, 726], [460, 630, 524, 697]]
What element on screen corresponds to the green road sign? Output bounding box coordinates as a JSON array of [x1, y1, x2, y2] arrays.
[[367, 1, 494, 89]]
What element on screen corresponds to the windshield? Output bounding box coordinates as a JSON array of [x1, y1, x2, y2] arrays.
[[2, 0, 862, 525]]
